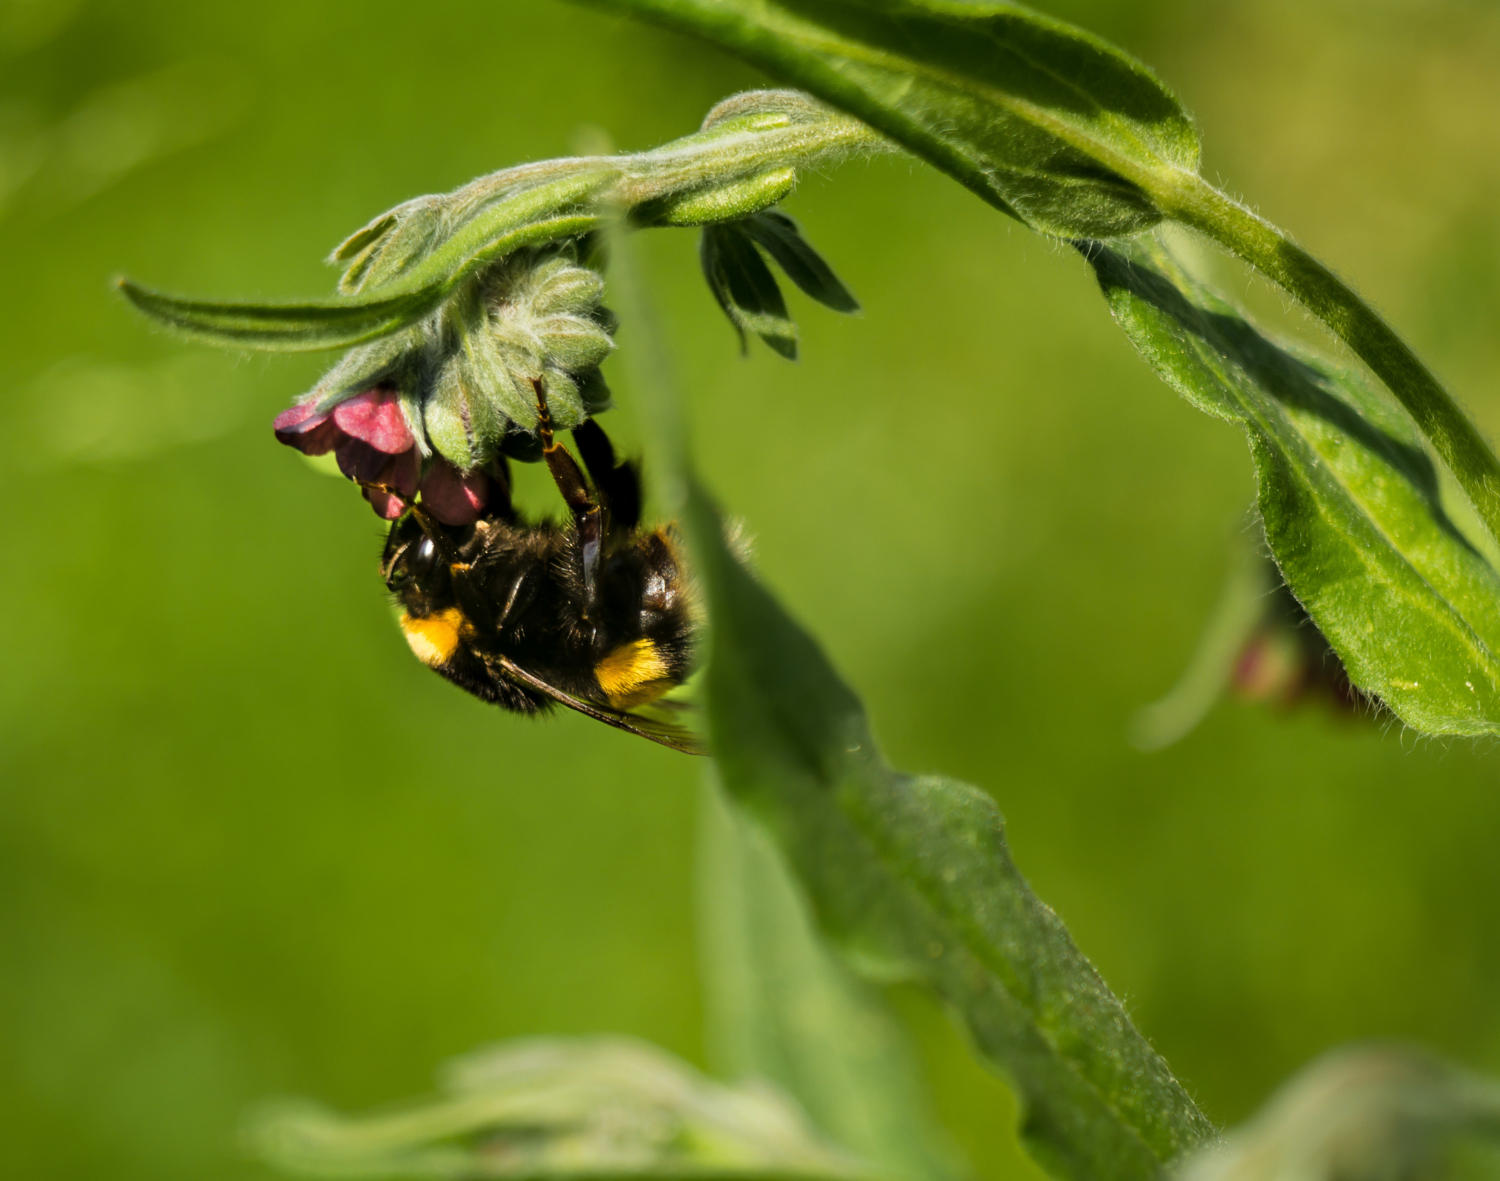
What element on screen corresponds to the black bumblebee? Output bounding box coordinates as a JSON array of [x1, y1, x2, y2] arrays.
[[375, 383, 704, 754]]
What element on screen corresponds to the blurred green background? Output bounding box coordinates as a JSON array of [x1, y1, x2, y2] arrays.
[[3, 0, 1500, 1177]]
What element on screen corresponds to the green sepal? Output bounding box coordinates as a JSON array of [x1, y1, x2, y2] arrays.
[[423, 357, 480, 470], [743, 210, 859, 314], [701, 222, 798, 359], [307, 326, 422, 413], [541, 366, 586, 429], [641, 166, 796, 227], [332, 211, 399, 262], [461, 321, 536, 432], [530, 260, 607, 316], [332, 211, 401, 294], [338, 197, 445, 295], [534, 313, 615, 371]]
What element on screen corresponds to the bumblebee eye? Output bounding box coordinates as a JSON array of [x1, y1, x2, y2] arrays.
[[408, 536, 439, 580]]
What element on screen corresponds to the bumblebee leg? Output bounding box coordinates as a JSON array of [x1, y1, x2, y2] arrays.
[[572, 419, 641, 534], [496, 568, 538, 631], [532, 377, 602, 614]]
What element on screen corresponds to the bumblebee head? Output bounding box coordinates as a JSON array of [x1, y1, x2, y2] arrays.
[[381, 514, 451, 609]]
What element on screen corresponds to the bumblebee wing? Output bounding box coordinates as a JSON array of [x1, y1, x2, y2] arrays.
[[491, 656, 709, 755]]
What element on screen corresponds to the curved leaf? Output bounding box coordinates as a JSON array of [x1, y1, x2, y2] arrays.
[[119, 212, 603, 352], [603, 211, 1212, 1181], [681, 484, 1215, 1181], [590, 0, 1199, 238], [117, 279, 432, 352], [1086, 236, 1500, 736]]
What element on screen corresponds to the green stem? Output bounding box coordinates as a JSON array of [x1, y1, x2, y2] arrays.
[[1165, 174, 1500, 545]]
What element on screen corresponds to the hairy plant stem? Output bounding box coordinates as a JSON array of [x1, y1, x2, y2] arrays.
[[1162, 174, 1500, 547]]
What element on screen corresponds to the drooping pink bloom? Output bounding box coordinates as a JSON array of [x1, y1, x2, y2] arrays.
[[273, 388, 492, 525], [418, 460, 491, 527]]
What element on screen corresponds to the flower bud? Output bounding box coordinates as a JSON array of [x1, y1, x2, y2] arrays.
[[529, 261, 605, 317], [534, 314, 614, 372]]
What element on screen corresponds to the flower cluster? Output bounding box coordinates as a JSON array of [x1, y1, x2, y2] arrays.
[[273, 247, 614, 523]]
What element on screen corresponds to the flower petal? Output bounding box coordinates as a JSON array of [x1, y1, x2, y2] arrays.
[[332, 388, 415, 454], [335, 436, 394, 484], [420, 459, 490, 526], [361, 450, 420, 520], [273, 402, 340, 455]]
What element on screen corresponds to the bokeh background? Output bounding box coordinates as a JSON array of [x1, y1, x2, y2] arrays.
[[3, 0, 1500, 1177]]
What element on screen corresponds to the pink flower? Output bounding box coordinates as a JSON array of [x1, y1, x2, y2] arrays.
[[274, 388, 492, 525], [419, 459, 491, 526]]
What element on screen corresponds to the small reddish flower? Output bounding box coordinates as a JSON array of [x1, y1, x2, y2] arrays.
[[274, 387, 492, 524], [1229, 589, 1362, 715], [419, 460, 491, 526]]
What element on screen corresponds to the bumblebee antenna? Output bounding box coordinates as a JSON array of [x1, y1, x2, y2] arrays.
[[379, 537, 412, 583], [361, 481, 465, 570]]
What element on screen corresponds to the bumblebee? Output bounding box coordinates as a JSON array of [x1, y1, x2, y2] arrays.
[[376, 382, 704, 754]]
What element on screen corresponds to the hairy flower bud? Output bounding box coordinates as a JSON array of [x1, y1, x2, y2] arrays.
[[272, 245, 616, 520]]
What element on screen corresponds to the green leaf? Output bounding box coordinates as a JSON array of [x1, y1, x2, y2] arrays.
[[1178, 1045, 1500, 1181], [116, 277, 433, 352], [589, 0, 1200, 238], [585, 1, 1500, 722], [606, 205, 1211, 1181], [331, 210, 400, 294], [118, 211, 603, 351], [1086, 236, 1500, 737], [680, 484, 1215, 1181], [1171, 186, 1500, 563], [245, 1036, 874, 1181], [701, 221, 799, 359], [698, 776, 967, 1181], [589, 0, 1500, 561], [743, 211, 859, 314]]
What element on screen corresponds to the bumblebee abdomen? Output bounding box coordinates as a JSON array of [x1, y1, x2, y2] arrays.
[[594, 638, 675, 710]]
